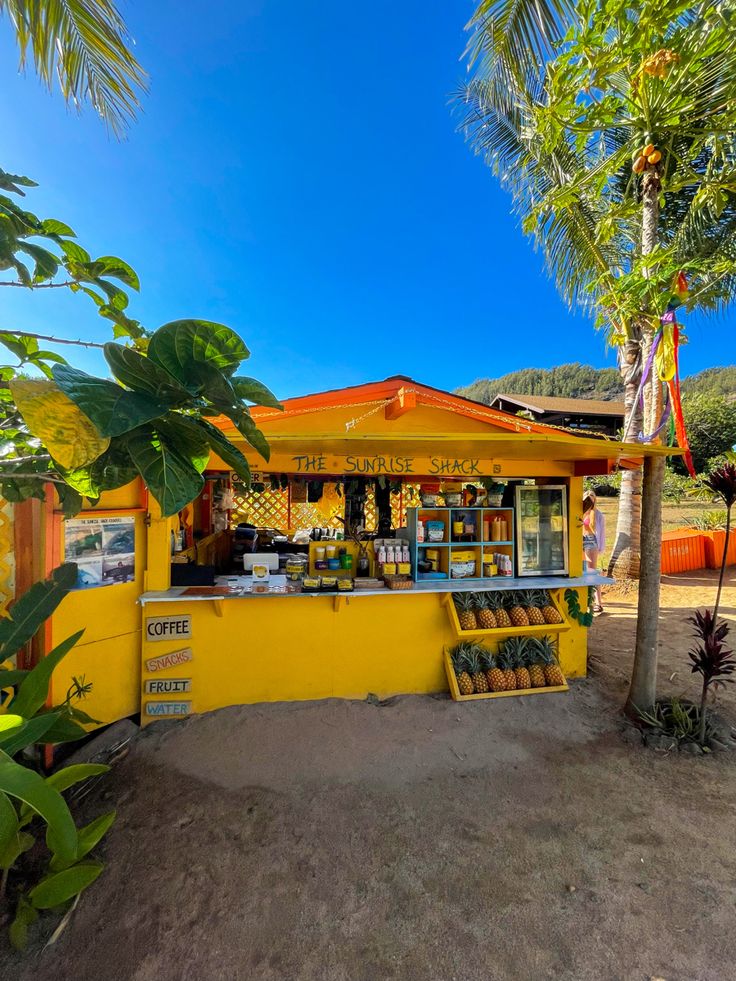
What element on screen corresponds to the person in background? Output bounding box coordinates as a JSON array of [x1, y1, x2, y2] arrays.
[[583, 490, 606, 614]]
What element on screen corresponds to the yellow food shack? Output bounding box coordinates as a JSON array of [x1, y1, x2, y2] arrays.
[[16, 377, 673, 727]]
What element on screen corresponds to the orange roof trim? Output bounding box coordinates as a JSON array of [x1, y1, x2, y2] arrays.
[[247, 375, 574, 438]]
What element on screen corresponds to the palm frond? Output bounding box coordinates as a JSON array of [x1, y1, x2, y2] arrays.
[[464, 0, 575, 83], [1, 0, 147, 134]]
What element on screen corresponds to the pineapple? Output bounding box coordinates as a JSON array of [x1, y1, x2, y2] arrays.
[[539, 590, 563, 624], [483, 652, 506, 693], [466, 646, 489, 694], [495, 647, 517, 691], [450, 644, 474, 695], [504, 636, 531, 689], [506, 591, 530, 628], [488, 592, 512, 629], [454, 593, 478, 631], [527, 649, 546, 689], [475, 592, 497, 630], [531, 636, 566, 687], [522, 590, 546, 626]]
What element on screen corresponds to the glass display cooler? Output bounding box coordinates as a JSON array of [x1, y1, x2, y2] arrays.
[[515, 485, 569, 576]]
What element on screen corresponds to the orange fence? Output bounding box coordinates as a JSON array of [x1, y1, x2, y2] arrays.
[[661, 528, 735, 575], [660, 529, 707, 575]]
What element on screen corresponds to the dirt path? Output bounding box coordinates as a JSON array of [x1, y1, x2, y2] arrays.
[[4, 572, 736, 981]]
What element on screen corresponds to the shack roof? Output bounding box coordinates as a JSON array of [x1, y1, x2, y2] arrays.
[[491, 393, 625, 416]]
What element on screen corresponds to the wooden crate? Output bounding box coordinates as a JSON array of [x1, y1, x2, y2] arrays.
[[443, 590, 570, 639], [443, 648, 568, 701]]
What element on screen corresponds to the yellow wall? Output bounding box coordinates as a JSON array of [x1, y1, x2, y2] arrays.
[[48, 481, 145, 724], [139, 589, 589, 724]]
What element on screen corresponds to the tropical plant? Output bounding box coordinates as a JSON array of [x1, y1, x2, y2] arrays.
[[0, 0, 146, 134], [674, 393, 736, 475], [0, 172, 280, 517], [0, 564, 116, 948], [458, 0, 736, 715], [687, 610, 735, 746]]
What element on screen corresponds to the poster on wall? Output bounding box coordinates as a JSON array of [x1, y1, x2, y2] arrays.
[[64, 516, 136, 589]]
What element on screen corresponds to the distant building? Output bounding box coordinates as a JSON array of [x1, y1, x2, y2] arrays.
[[488, 393, 625, 437]]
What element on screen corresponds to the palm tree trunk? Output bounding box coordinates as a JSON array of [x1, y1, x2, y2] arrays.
[[625, 452, 665, 715], [608, 337, 643, 578], [625, 166, 664, 716]]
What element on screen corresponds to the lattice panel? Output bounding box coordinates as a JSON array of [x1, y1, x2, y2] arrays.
[[231, 482, 421, 533]]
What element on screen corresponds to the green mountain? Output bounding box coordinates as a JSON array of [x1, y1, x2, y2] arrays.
[[457, 363, 622, 404], [457, 363, 736, 404]]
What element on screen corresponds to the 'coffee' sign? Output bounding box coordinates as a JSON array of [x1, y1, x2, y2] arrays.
[[145, 614, 192, 642], [144, 678, 192, 694], [145, 701, 191, 717], [145, 647, 193, 673]]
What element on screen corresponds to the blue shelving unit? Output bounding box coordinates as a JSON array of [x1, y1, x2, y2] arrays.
[[406, 507, 516, 582]]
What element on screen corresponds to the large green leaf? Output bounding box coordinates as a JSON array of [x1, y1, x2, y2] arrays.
[[9, 897, 38, 951], [0, 564, 77, 662], [0, 715, 24, 733], [0, 750, 77, 863], [234, 412, 270, 462], [10, 378, 110, 469], [232, 376, 283, 409], [125, 426, 204, 517], [156, 415, 210, 474], [59, 439, 140, 499], [0, 790, 19, 856], [103, 343, 191, 402], [51, 810, 115, 871], [28, 861, 103, 910], [45, 764, 110, 795], [147, 320, 249, 391], [9, 630, 85, 719], [38, 715, 89, 745], [53, 364, 172, 438], [196, 418, 252, 485], [0, 829, 34, 871], [0, 669, 29, 688], [0, 712, 61, 756]]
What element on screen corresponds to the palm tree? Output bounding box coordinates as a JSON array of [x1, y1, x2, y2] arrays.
[[1, 0, 146, 134], [458, 0, 736, 712]]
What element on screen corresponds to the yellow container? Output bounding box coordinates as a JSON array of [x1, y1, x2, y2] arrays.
[[451, 550, 475, 562]]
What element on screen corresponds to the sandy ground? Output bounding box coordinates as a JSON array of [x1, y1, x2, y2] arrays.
[[3, 570, 736, 981]]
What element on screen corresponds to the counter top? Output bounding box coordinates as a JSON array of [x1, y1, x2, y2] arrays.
[[139, 573, 611, 604]]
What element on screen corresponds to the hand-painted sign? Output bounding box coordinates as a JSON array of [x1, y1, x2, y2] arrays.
[[144, 678, 192, 694], [288, 454, 503, 477], [145, 701, 191, 717], [145, 615, 192, 642], [145, 647, 193, 672]]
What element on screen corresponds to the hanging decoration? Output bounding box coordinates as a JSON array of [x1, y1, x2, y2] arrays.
[[635, 273, 696, 477]]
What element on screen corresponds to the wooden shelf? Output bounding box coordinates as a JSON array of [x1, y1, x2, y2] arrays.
[[442, 590, 570, 639], [444, 649, 568, 701]]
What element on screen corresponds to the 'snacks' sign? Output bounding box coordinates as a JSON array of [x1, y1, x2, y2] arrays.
[[145, 647, 193, 672]]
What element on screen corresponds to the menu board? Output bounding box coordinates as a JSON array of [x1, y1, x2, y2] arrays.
[[64, 516, 136, 589]]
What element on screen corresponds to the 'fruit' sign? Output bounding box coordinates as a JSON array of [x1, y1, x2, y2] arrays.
[[144, 678, 192, 694]]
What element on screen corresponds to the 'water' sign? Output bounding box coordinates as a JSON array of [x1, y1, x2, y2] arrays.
[[145, 701, 191, 717]]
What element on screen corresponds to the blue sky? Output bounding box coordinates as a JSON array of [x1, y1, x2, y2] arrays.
[[0, 0, 732, 400]]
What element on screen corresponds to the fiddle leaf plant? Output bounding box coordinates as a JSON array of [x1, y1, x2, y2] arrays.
[[0, 170, 282, 517]]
